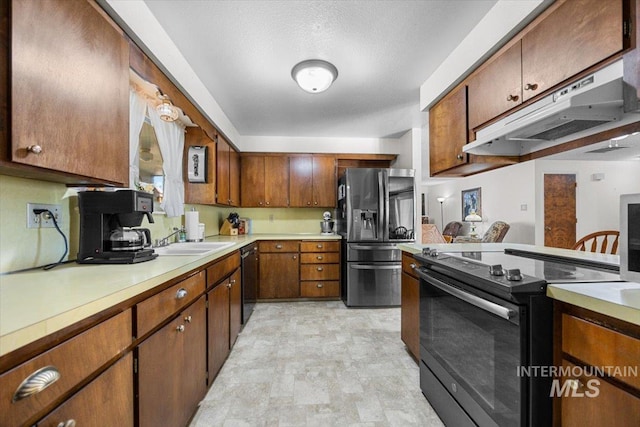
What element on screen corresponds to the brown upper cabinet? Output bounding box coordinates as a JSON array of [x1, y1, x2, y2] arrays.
[[290, 155, 336, 208], [241, 155, 290, 207], [184, 128, 217, 205], [3, 0, 129, 185], [429, 85, 469, 175], [468, 0, 627, 131], [216, 135, 240, 207]]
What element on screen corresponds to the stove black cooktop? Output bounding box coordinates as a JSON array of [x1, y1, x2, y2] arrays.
[[414, 248, 622, 299]]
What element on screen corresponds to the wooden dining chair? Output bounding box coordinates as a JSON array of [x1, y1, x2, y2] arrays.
[[571, 230, 620, 255]]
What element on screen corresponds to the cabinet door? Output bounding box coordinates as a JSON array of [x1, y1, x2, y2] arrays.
[[401, 271, 420, 361], [468, 42, 522, 130], [11, 0, 129, 185], [264, 155, 290, 207], [229, 269, 242, 348], [241, 155, 265, 206], [521, 0, 624, 101], [259, 252, 299, 298], [216, 137, 230, 205], [289, 156, 314, 207], [429, 85, 468, 175], [229, 146, 240, 207], [138, 297, 206, 427], [207, 281, 230, 381], [37, 353, 133, 427], [312, 156, 336, 207]]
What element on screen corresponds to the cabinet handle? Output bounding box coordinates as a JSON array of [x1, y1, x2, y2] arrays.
[[184, 315, 192, 323], [506, 94, 519, 102], [27, 145, 43, 154], [567, 378, 583, 391], [176, 325, 185, 332], [176, 288, 188, 299], [317, 267, 323, 271], [316, 244, 323, 249], [293, 255, 297, 260], [13, 366, 60, 402], [410, 263, 416, 269], [259, 201, 263, 205], [307, 202, 311, 205], [57, 420, 76, 427], [227, 282, 232, 289], [275, 244, 283, 249], [231, 279, 236, 284], [266, 201, 270, 205], [317, 256, 323, 260], [524, 83, 538, 91], [314, 202, 318, 205], [456, 154, 464, 160], [316, 283, 324, 288]]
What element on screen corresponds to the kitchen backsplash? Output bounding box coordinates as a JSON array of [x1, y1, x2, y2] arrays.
[[0, 175, 332, 273]]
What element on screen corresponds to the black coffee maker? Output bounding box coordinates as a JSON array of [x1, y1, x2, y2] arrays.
[[77, 190, 158, 264]]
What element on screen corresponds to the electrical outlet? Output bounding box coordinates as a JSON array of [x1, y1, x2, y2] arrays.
[[27, 203, 62, 228]]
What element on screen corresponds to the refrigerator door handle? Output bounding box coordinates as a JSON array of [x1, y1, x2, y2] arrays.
[[350, 264, 402, 270], [378, 170, 387, 241]]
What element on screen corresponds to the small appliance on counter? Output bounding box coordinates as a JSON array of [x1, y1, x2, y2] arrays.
[[77, 190, 158, 264], [320, 211, 335, 235]]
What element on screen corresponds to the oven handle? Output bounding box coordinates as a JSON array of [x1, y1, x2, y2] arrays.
[[349, 245, 398, 251], [415, 268, 516, 321], [350, 264, 402, 270]]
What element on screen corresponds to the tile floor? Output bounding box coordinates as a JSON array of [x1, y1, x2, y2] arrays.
[[190, 301, 445, 426]]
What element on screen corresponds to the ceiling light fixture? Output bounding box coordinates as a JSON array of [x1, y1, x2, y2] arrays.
[[291, 59, 338, 94], [156, 94, 179, 122]]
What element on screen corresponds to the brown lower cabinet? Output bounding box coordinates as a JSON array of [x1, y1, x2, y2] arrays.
[[37, 353, 133, 427], [137, 296, 207, 427], [400, 252, 420, 361]]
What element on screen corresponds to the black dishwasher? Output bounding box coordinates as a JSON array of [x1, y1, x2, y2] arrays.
[[241, 243, 258, 324]]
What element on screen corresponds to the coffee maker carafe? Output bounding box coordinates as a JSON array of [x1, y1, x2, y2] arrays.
[[77, 190, 158, 264]]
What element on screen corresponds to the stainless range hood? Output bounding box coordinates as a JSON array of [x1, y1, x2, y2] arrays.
[[464, 60, 640, 156]]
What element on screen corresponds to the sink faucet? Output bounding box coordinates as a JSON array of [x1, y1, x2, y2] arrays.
[[155, 227, 183, 247]]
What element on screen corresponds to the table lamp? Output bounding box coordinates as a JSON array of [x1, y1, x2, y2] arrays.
[[465, 211, 482, 237]]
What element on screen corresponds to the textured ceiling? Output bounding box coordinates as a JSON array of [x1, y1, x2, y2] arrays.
[[142, 0, 498, 139]]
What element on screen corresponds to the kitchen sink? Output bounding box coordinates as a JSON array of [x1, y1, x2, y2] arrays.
[[153, 241, 235, 256]]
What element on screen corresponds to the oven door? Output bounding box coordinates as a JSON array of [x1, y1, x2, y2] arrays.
[[416, 267, 526, 427]]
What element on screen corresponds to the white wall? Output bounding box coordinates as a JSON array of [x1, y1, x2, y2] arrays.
[[239, 135, 401, 155]]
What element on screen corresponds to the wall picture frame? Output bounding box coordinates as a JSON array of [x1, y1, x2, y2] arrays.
[[461, 187, 482, 220]]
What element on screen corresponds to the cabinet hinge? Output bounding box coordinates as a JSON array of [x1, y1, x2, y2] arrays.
[[623, 19, 631, 38], [134, 357, 138, 374], [205, 300, 209, 309]]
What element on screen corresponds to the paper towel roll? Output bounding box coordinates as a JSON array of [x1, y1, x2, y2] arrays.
[[185, 210, 199, 241]]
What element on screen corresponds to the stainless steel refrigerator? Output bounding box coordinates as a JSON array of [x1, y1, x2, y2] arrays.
[[337, 168, 416, 307]]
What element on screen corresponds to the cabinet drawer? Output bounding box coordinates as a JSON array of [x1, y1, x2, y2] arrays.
[[300, 264, 340, 281], [206, 251, 240, 288], [258, 241, 299, 252], [300, 281, 340, 297], [137, 271, 205, 338], [300, 252, 340, 264], [562, 314, 640, 390], [300, 241, 339, 252], [0, 310, 131, 427], [402, 253, 419, 278]]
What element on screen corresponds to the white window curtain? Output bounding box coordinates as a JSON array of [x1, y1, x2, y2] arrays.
[[129, 89, 147, 189], [148, 106, 186, 218]]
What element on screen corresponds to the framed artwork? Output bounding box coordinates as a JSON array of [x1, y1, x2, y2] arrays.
[[461, 187, 482, 220]]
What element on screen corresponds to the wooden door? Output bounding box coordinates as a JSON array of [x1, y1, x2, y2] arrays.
[[544, 174, 576, 248], [38, 353, 133, 427], [216, 136, 230, 205], [259, 253, 299, 298], [229, 147, 240, 207], [181, 296, 207, 426], [264, 155, 290, 207], [521, 0, 624, 101], [312, 156, 336, 207], [138, 313, 184, 427], [468, 41, 522, 130], [229, 269, 242, 348], [241, 155, 265, 206], [207, 281, 230, 381], [429, 85, 468, 175], [289, 156, 313, 207], [11, 0, 129, 185]]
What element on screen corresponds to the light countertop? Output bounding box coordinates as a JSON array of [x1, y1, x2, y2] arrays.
[[0, 233, 340, 357]]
